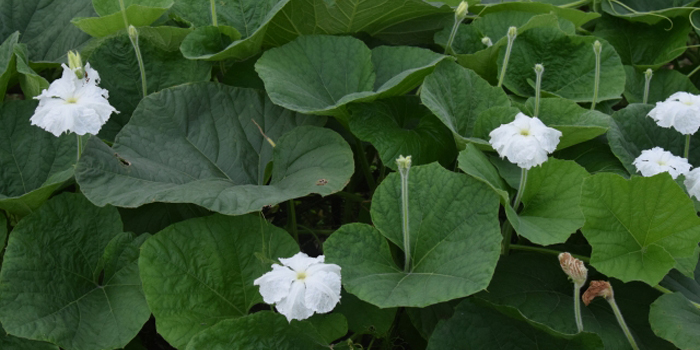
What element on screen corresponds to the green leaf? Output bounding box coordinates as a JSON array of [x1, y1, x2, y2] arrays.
[[470, 2, 600, 30], [624, 66, 700, 104], [334, 291, 397, 336], [118, 202, 211, 235], [76, 83, 351, 215], [426, 298, 604, 350], [0, 0, 96, 62], [406, 301, 458, 340], [92, 0, 172, 16], [325, 163, 502, 308], [649, 292, 700, 350], [0, 100, 76, 217], [0, 325, 59, 350], [86, 30, 212, 140], [138, 214, 298, 349], [185, 311, 346, 350], [505, 159, 590, 246], [553, 138, 629, 177], [0, 32, 19, 102], [72, 0, 173, 37], [348, 96, 457, 171], [420, 61, 511, 149], [13, 43, 49, 99], [178, 0, 290, 61], [263, 0, 453, 46], [0, 193, 150, 350], [471, 9, 577, 44], [480, 252, 675, 350], [601, 0, 700, 25], [501, 27, 625, 102], [434, 21, 487, 55], [255, 35, 449, 118], [581, 173, 700, 285], [661, 257, 700, 303], [594, 15, 691, 68], [457, 144, 511, 202], [0, 213, 6, 251]]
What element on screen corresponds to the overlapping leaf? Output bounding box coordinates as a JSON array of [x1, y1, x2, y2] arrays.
[[0, 32, 49, 102], [650, 292, 700, 350], [72, 0, 174, 37], [0, 100, 76, 217], [581, 173, 700, 285], [0, 193, 150, 350], [0, 325, 59, 350], [75, 83, 352, 215], [138, 214, 298, 349], [601, 0, 700, 25], [325, 163, 502, 308], [624, 66, 700, 104], [256, 35, 450, 119]]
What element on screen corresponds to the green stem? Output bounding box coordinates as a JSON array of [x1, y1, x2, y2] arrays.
[[534, 64, 544, 117], [688, 64, 700, 78], [399, 163, 411, 272], [509, 244, 591, 262], [643, 68, 653, 104], [498, 27, 517, 88], [501, 221, 514, 255], [591, 41, 602, 110], [444, 17, 462, 55], [559, 0, 590, 8], [210, 0, 218, 26], [76, 134, 82, 163], [354, 137, 376, 190], [574, 282, 584, 332], [287, 200, 298, 243], [512, 168, 528, 212], [608, 298, 640, 350], [685, 134, 691, 159], [128, 27, 148, 98], [118, 0, 129, 28], [654, 285, 700, 309]]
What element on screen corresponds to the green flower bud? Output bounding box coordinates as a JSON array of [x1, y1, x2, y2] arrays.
[[67, 50, 84, 79], [455, 1, 468, 20]]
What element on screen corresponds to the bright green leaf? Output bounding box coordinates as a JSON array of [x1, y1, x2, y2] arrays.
[[457, 143, 511, 202], [76, 83, 350, 215], [624, 66, 700, 104], [581, 173, 700, 285], [325, 163, 502, 308], [0, 100, 76, 217], [138, 214, 298, 349], [72, 1, 174, 37], [649, 292, 700, 350], [348, 96, 457, 171], [470, 2, 600, 29], [0, 193, 150, 350]]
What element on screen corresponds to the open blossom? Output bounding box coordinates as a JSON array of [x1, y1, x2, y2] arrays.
[[648, 92, 700, 135], [254, 252, 341, 322], [684, 168, 700, 200], [632, 147, 690, 179], [30, 63, 117, 137], [489, 112, 562, 169]]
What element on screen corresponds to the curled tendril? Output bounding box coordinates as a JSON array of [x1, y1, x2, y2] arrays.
[[606, 0, 674, 30], [689, 8, 700, 32]]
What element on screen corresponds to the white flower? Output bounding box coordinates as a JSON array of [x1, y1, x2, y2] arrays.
[[489, 112, 562, 169], [633, 147, 691, 179], [648, 92, 700, 135], [684, 168, 700, 200], [30, 63, 117, 137], [253, 252, 341, 322]]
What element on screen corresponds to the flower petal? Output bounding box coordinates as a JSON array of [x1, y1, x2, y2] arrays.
[[253, 264, 296, 304], [303, 270, 341, 314], [275, 280, 314, 322], [279, 252, 324, 272]]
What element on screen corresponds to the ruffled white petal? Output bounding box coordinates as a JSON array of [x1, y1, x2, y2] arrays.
[[279, 252, 324, 272], [253, 264, 296, 304], [648, 92, 700, 135], [303, 270, 341, 314], [633, 147, 691, 179], [489, 112, 561, 169], [275, 280, 314, 322], [684, 168, 700, 200]]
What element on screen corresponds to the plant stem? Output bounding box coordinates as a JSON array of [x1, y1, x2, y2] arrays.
[[353, 137, 376, 190], [559, 0, 590, 8], [643, 68, 653, 104], [210, 0, 218, 26], [684, 134, 691, 159], [287, 200, 298, 242], [591, 40, 602, 110], [608, 298, 640, 350], [534, 64, 544, 117], [118, 0, 129, 28], [509, 244, 591, 262], [76, 134, 82, 163], [444, 17, 462, 55], [128, 26, 148, 98], [574, 282, 584, 333], [399, 160, 411, 272], [688, 64, 700, 78], [498, 27, 517, 88], [501, 221, 514, 255], [653, 285, 700, 309], [512, 168, 528, 212]]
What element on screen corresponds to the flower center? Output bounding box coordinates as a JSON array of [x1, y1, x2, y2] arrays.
[[684, 101, 694, 106], [520, 129, 530, 136], [65, 97, 79, 104], [296, 271, 307, 281], [657, 160, 667, 166]]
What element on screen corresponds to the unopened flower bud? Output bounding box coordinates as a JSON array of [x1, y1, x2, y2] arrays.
[[507, 26, 517, 40], [481, 36, 493, 47], [67, 51, 84, 79], [128, 25, 139, 43], [582, 280, 613, 306], [644, 68, 653, 80], [396, 155, 412, 172], [558, 252, 587, 285], [593, 40, 602, 55], [455, 1, 469, 20]]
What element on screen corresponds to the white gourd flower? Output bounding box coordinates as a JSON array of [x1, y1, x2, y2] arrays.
[[488, 112, 562, 169], [254, 252, 341, 322], [684, 168, 700, 200], [648, 92, 700, 135], [632, 147, 691, 179]]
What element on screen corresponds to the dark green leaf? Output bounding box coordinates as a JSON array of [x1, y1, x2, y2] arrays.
[[334, 291, 397, 336], [649, 292, 700, 350], [72, 0, 174, 37], [624, 66, 700, 104], [0, 325, 59, 350]]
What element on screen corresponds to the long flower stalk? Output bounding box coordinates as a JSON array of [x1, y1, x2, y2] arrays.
[[128, 26, 148, 98], [591, 40, 602, 110], [498, 26, 518, 88], [643, 68, 653, 104], [397, 155, 412, 272], [534, 63, 544, 117]]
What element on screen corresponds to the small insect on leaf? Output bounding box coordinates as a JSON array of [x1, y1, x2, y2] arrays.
[[316, 179, 328, 186]]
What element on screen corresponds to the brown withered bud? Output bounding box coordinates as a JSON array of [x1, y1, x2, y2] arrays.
[[558, 252, 588, 285], [582, 280, 613, 306]]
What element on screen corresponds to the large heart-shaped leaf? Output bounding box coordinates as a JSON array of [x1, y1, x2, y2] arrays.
[[426, 298, 604, 350], [649, 292, 700, 350], [0, 325, 59, 350], [624, 66, 700, 104], [420, 60, 511, 149], [348, 96, 457, 170], [138, 214, 298, 349], [72, 0, 174, 37], [0, 193, 150, 350], [325, 162, 502, 308], [75, 83, 352, 215], [0, 100, 76, 217], [87, 29, 212, 140], [501, 27, 625, 102], [177, 0, 290, 61], [255, 35, 450, 119], [581, 173, 700, 285], [0, 0, 96, 62], [594, 15, 690, 68], [480, 253, 675, 350], [185, 312, 346, 350]]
